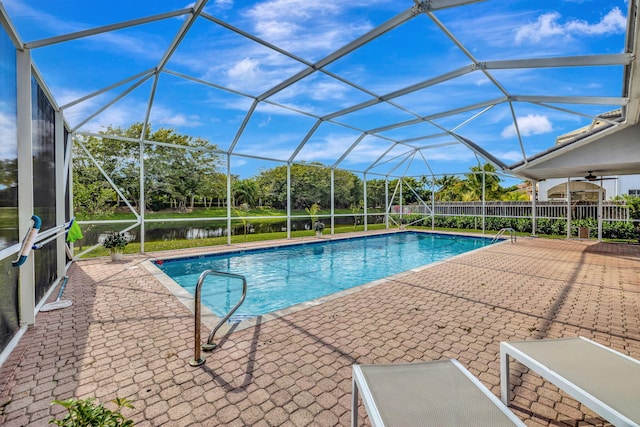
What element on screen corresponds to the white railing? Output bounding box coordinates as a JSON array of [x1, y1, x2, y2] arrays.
[[392, 201, 629, 221]]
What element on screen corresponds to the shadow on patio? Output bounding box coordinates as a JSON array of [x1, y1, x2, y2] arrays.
[[1, 237, 639, 426]]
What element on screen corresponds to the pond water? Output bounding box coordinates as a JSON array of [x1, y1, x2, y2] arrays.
[[75, 215, 387, 247]]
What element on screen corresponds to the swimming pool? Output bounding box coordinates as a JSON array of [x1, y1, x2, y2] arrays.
[[153, 232, 495, 318]]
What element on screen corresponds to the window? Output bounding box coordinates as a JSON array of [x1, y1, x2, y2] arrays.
[[0, 25, 20, 352], [32, 78, 58, 303]]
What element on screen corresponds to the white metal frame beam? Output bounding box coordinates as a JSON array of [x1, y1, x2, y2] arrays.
[[16, 48, 34, 326], [24, 9, 193, 49]]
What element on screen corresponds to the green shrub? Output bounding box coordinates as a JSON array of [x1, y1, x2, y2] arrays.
[[429, 215, 637, 240], [389, 213, 637, 240], [50, 397, 134, 427], [602, 221, 636, 239]]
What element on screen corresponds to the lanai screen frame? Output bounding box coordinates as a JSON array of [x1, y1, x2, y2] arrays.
[[4, 0, 638, 256]]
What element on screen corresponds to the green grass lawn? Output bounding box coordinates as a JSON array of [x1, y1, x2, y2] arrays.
[[76, 220, 637, 259], [78, 222, 389, 258], [77, 206, 386, 221]]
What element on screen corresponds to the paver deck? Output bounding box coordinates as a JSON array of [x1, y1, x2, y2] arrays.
[[1, 233, 639, 426]]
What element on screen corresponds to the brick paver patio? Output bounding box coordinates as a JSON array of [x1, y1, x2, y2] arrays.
[[1, 233, 639, 426]]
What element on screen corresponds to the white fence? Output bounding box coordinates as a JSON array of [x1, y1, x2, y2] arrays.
[[392, 201, 629, 221]]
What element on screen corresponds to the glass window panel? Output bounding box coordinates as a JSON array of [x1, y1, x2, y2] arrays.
[[0, 27, 18, 251], [32, 79, 58, 301], [0, 255, 20, 351], [32, 79, 57, 230], [34, 240, 57, 303]]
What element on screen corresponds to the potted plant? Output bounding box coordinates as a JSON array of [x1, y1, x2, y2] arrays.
[[102, 232, 129, 261], [313, 220, 325, 238], [306, 203, 326, 237]]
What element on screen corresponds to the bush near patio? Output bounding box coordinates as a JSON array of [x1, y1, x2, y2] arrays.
[[392, 214, 639, 240]]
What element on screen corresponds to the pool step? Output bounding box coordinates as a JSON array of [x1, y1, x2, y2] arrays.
[[228, 314, 255, 323]]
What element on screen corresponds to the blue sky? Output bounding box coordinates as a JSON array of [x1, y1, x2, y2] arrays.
[[2, 0, 630, 181]]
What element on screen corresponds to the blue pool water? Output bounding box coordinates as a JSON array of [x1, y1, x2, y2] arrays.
[[154, 232, 494, 318]]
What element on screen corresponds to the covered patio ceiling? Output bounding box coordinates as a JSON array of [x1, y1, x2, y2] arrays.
[[2, 0, 639, 180]]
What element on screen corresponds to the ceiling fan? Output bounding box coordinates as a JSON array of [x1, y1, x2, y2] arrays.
[[577, 171, 618, 182]]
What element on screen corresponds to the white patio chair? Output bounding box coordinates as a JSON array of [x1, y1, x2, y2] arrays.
[[501, 336, 640, 427], [352, 359, 525, 426]]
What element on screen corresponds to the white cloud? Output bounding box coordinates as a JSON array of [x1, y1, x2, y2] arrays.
[[515, 7, 626, 44], [176, 0, 383, 98], [295, 134, 368, 163], [258, 115, 272, 128], [226, 58, 262, 85], [81, 103, 146, 132], [230, 156, 247, 169], [215, 0, 234, 8], [309, 80, 349, 101], [266, 75, 357, 112], [237, 0, 377, 70], [239, 132, 377, 164], [474, 76, 492, 86], [565, 7, 627, 35], [0, 111, 18, 159], [151, 111, 202, 128], [64, 101, 162, 133], [56, 83, 205, 131], [207, 53, 305, 94], [495, 150, 524, 162], [2, 0, 80, 37], [90, 32, 165, 60], [57, 89, 111, 131], [419, 144, 476, 162], [245, 0, 338, 21], [5, 0, 165, 61], [515, 12, 565, 44], [501, 114, 553, 138]]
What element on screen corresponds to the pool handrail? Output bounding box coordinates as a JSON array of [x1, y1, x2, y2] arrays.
[[190, 270, 247, 367], [492, 227, 516, 244]]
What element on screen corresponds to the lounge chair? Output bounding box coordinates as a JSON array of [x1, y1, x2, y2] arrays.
[[352, 359, 525, 426], [500, 336, 640, 426]]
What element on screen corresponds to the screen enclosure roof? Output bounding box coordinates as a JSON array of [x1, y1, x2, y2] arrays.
[[3, 0, 640, 180]]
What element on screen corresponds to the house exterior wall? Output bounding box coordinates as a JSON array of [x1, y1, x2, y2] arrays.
[[538, 175, 640, 201]]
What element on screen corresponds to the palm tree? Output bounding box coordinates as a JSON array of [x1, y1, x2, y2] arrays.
[[232, 179, 258, 207], [434, 174, 463, 201], [462, 164, 502, 201]]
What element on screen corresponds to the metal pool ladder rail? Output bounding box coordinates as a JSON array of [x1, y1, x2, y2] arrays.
[[492, 227, 516, 243], [190, 270, 247, 367]]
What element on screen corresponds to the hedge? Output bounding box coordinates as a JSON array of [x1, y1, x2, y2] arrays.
[[389, 214, 640, 240]]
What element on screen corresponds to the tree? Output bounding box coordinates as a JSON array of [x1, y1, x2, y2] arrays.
[[144, 129, 220, 212], [501, 190, 530, 201], [398, 177, 431, 204], [460, 163, 502, 201], [73, 124, 142, 213], [614, 194, 640, 219], [290, 163, 330, 209], [256, 165, 288, 209], [334, 168, 362, 209], [366, 179, 386, 208], [73, 123, 221, 216], [434, 174, 463, 201], [232, 178, 259, 207], [72, 181, 118, 216], [0, 159, 17, 189], [255, 162, 362, 210]]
